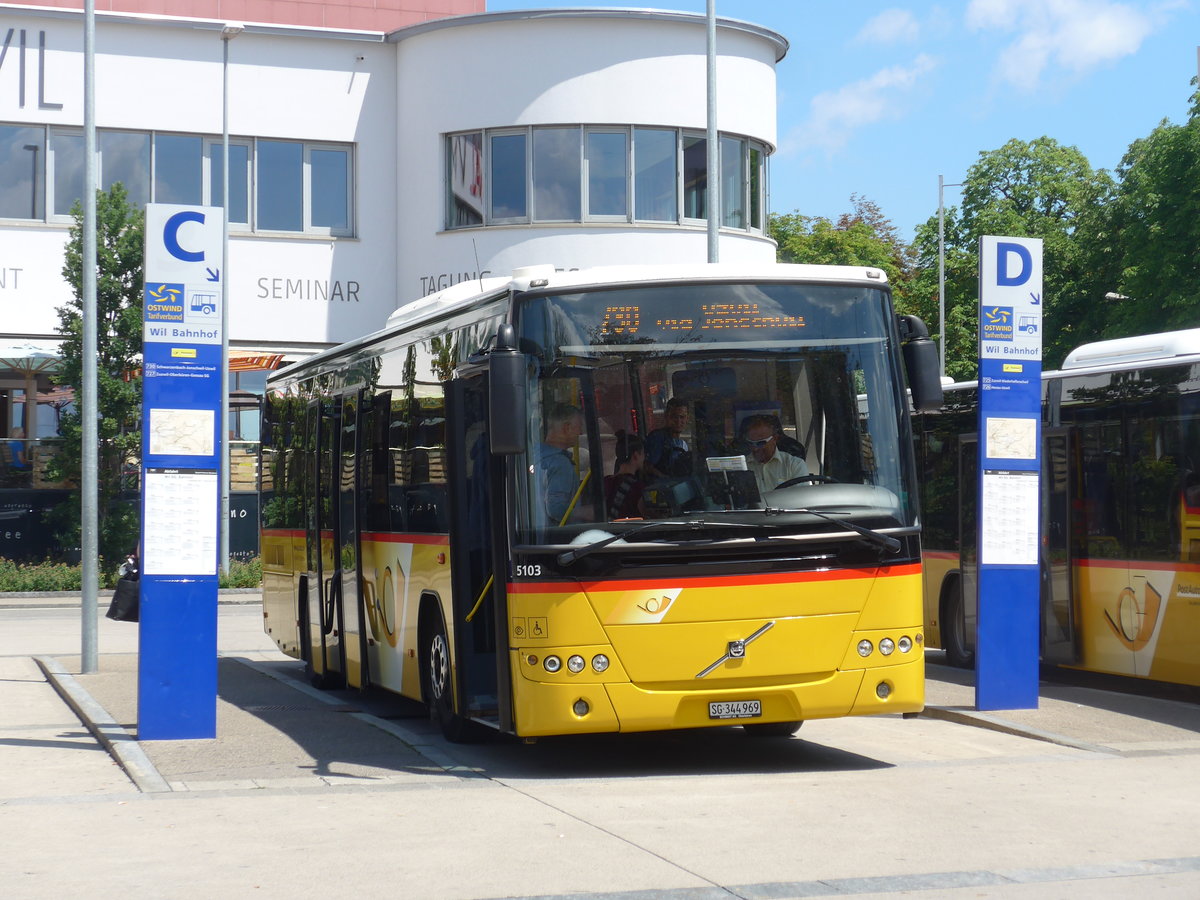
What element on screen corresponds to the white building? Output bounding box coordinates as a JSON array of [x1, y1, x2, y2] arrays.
[[0, 2, 785, 534]]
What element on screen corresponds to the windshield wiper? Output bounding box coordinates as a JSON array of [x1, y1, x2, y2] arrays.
[[556, 519, 770, 567], [762, 506, 902, 554]]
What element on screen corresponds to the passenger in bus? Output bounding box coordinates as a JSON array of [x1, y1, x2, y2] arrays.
[[645, 398, 692, 478], [605, 431, 646, 520], [742, 414, 807, 494], [539, 402, 584, 525]]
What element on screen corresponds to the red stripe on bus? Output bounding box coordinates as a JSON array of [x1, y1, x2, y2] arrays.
[[361, 532, 450, 546], [506, 562, 922, 594], [261, 528, 306, 539], [922, 550, 958, 560], [1076, 558, 1200, 574]]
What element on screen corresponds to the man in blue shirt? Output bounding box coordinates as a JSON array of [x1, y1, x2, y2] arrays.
[[539, 403, 583, 525]]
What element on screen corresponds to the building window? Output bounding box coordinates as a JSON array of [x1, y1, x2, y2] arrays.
[[533, 127, 581, 221], [720, 135, 745, 229], [633, 127, 676, 222], [155, 133, 203, 205], [206, 140, 251, 227], [257, 139, 303, 232], [447, 126, 769, 232], [99, 131, 150, 206], [490, 131, 527, 222], [447, 131, 483, 228], [308, 145, 351, 234], [49, 129, 83, 217], [3, 123, 354, 236], [681, 134, 707, 221], [586, 129, 628, 220], [0, 124, 43, 220]]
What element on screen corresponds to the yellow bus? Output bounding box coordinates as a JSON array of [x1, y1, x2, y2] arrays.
[[260, 263, 943, 740], [915, 328, 1200, 686]]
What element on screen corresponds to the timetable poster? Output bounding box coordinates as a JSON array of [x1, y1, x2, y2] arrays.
[[143, 467, 218, 576]]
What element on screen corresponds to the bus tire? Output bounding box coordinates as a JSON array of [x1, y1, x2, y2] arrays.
[[742, 721, 803, 737], [422, 610, 475, 743], [941, 578, 975, 669]]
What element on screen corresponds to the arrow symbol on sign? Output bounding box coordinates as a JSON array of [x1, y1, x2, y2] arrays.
[[1029, 291, 1041, 305], [206, 267, 220, 282]]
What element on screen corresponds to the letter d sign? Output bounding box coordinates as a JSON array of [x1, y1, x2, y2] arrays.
[[996, 242, 1032, 287]]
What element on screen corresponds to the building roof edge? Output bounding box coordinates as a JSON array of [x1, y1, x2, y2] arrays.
[[386, 7, 789, 62]]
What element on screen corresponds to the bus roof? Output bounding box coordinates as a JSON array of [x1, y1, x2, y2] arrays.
[[384, 262, 890, 332], [1061, 327, 1200, 369]]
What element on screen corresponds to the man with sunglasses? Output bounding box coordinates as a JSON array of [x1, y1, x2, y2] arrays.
[[742, 414, 807, 495]]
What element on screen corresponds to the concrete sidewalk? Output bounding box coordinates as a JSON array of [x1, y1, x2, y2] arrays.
[[7, 645, 1198, 802]]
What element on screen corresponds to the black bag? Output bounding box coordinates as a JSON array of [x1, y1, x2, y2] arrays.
[[105, 576, 140, 622]]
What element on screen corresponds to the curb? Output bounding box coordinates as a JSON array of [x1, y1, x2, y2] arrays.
[[34, 655, 173, 793], [920, 705, 1117, 755]]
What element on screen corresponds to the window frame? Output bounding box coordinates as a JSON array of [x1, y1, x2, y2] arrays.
[[304, 142, 355, 238], [203, 137, 253, 231], [583, 126, 631, 223]]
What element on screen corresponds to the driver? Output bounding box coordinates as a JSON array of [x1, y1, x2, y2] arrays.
[[743, 415, 808, 494]]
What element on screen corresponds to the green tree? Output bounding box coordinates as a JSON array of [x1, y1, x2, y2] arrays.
[[913, 138, 1114, 375], [47, 184, 144, 565], [770, 195, 916, 304], [1103, 88, 1200, 336]]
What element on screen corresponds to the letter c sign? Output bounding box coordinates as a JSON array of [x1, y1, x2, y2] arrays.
[[996, 241, 1032, 287], [164, 210, 206, 263]]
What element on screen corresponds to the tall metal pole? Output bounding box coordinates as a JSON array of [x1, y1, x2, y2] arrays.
[[81, 0, 99, 671], [937, 175, 963, 380], [219, 25, 241, 574], [937, 175, 946, 379], [706, 0, 719, 263]]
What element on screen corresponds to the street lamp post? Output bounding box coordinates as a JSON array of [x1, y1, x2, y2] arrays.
[[937, 175, 962, 379], [220, 23, 243, 575]]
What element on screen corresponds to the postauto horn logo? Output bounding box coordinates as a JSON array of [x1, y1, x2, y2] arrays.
[[145, 283, 185, 322]]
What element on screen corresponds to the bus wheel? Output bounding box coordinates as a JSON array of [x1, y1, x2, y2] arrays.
[[423, 616, 474, 743], [942, 579, 975, 669], [742, 721, 803, 737]]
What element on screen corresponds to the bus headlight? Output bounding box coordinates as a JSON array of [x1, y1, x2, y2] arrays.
[[857, 639, 873, 657], [543, 655, 562, 673], [591, 654, 610, 673], [567, 655, 585, 674], [898, 636, 913, 653], [879, 638, 895, 656]]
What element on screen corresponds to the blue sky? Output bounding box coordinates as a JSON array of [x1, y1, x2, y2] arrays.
[[486, 1, 1200, 239]]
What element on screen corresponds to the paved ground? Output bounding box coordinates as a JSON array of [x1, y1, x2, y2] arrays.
[[4, 592, 1200, 899]]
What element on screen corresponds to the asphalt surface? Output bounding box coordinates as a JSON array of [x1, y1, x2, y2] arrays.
[[7, 595, 1200, 897], [7, 590, 1199, 789]]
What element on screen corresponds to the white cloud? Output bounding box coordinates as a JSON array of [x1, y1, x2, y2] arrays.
[[789, 55, 938, 155], [966, 0, 1155, 91], [855, 8, 921, 44]]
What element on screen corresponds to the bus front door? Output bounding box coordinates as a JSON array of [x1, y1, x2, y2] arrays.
[[336, 391, 368, 689], [1041, 428, 1077, 664], [444, 374, 508, 732], [303, 399, 344, 687]]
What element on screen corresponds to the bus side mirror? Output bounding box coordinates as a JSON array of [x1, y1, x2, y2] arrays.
[[897, 315, 944, 412], [489, 322, 528, 455]]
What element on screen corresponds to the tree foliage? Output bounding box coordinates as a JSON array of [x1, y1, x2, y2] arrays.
[[1102, 90, 1200, 336], [909, 137, 1115, 376], [770, 195, 916, 305], [47, 184, 144, 565]]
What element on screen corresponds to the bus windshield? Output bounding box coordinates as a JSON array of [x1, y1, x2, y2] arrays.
[[513, 280, 916, 544]]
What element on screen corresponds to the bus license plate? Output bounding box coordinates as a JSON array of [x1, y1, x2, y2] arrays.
[[709, 700, 761, 720]]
